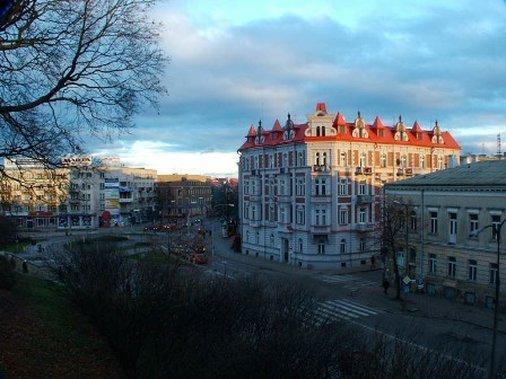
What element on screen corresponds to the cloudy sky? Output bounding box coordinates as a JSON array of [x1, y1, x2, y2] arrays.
[[94, 0, 506, 176]]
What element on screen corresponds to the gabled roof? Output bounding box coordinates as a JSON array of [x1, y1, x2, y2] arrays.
[[412, 120, 422, 133], [246, 124, 256, 137], [334, 112, 347, 126], [372, 116, 386, 129], [272, 119, 282, 132]]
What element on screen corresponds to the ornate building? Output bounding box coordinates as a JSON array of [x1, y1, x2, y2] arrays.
[[238, 102, 461, 270]]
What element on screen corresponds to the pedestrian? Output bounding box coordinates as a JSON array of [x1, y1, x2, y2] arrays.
[[22, 260, 28, 274], [370, 255, 376, 270], [382, 278, 390, 295]]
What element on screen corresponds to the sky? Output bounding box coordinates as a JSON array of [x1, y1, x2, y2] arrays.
[[93, 0, 506, 176]]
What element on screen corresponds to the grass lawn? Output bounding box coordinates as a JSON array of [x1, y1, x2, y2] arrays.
[[0, 274, 122, 378]]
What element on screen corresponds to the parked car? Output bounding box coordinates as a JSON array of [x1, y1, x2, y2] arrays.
[[190, 252, 207, 265]]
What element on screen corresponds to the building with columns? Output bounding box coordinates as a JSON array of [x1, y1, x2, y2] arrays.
[[238, 102, 461, 270]]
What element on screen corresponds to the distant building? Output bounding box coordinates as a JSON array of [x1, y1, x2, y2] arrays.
[[238, 102, 461, 270], [0, 156, 157, 229], [155, 174, 212, 220], [385, 160, 506, 307]]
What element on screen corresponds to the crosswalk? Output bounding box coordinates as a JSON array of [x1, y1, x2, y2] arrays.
[[319, 274, 378, 288], [313, 298, 381, 325]]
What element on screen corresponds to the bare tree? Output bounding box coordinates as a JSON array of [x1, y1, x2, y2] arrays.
[[0, 0, 166, 170], [380, 198, 414, 300]]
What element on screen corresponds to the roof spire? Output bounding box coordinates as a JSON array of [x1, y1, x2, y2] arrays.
[[287, 113, 291, 120], [357, 110, 361, 118], [399, 114, 402, 123]]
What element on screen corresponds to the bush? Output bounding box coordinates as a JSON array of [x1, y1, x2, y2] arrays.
[[0, 255, 16, 290], [0, 216, 18, 247]]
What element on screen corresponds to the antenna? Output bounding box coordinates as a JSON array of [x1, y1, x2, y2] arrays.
[[498, 133, 502, 159]]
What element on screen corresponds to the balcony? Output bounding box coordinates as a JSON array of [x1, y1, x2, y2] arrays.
[[405, 168, 413, 176], [311, 194, 332, 203], [249, 219, 261, 228], [356, 222, 374, 232], [355, 166, 364, 175], [313, 164, 330, 173], [364, 167, 373, 175], [397, 168, 405, 176], [277, 223, 294, 234], [356, 194, 373, 204], [278, 194, 292, 203], [310, 224, 331, 235]]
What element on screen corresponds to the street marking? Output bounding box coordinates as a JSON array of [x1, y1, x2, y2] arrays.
[[312, 298, 381, 325], [319, 274, 377, 288]]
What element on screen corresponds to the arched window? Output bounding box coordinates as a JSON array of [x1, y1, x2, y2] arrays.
[[298, 238, 303, 253], [420, 155, 425, 169], [255, 231, 260, 244], [316, 126, 321, 136], [321, 126, 326, 136], [340, 152, 347, 166], [340, 239, 347, 254], [400, 155, 407, 168], [270, 233, 275, 247]]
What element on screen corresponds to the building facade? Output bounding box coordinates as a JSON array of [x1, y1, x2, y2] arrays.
[[0, 156, 157, 229], [238, 102, 461, 270], [156, 175, 212, 221], [385, 160, 506, 307]]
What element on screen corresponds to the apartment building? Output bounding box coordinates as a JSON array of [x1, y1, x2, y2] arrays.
[[156, 175, 212, 220], [0, 156, 157, 229], [385, 160, 506, 307], [238, 102, 461, 270]]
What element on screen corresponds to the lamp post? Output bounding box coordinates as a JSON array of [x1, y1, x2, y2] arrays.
[[474, 219, 505, 379]]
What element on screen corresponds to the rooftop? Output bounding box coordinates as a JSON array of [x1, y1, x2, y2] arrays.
[[386, 160, 506, 187]]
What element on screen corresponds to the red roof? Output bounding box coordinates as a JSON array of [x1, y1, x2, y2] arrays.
[[246, 124, 256, 137], [272, 119, 282, 132], [239, 105, 461, 151], [412, 120, 423, 133], [334, 112, 347, 126], [315, 102, 327, 113], [372, 116, 386, 129]]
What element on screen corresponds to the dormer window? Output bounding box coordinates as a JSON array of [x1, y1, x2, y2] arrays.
[[315, 126, 326, 137]]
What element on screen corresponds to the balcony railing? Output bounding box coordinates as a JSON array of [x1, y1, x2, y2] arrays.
[[310, 224, 331, 235], [356, 194, 373, 204], [364, 167, 373, 175], [405, 168, 413, 176], [355, 166, 364, 175], [397, 168, 405, 176], [356, 222, 374, 232], [313, 164, 330, 173]]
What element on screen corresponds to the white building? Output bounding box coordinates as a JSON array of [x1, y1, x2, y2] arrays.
[[238, 102, 461, 270]]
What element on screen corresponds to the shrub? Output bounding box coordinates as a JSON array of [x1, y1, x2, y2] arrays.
[[0, 255, 16, 290]]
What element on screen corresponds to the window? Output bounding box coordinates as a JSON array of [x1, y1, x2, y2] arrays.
[[410, 211, 417, 231], [297, 151, 305, 166], [314, 178, 327, 196], [251, 205, 256, 220], [296, 205, 305, 225], [448, 257, 456, 278], [400, 155, 407, 168], [380, 154, 387, 168], [359, 208, 367, 223], [359, 152, 367, 167], [340, 239, 347, 254], [359, 239, 366, 253], [339, 208, 349, 225], [315, 152, 321, 166], [491, 214, 501, 241], [338, 178, 348, 195], [298, 238, 303, 253], [279, 179, 285, 196], [255, 232, 260, 244], [318, 242, 325, 255], [490, 263, 498, 285], [340, 152, 347, 167], [270, 234, 275, 247], [469, 213, 479, 236], [295, 177, 305, 196], [429, 254, 437, 274], [315, 209, 327, 225], [420, 155, 425, 169], [448, 212, 457, 244], [468, 260, 477, 281], [430, 211, 438, 234], [358, 181, 367, 195]]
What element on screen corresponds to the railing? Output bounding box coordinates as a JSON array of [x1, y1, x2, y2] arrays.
[[364, 167, 373, 175], [310, 224, 331, 234], [313, 164, 330, 173], [356, 194, 373, 204], [356, 222, 374, 232]]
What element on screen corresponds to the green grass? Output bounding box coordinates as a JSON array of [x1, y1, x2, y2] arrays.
[[1, 242, 30, 253], [12, 275, 108, 351]]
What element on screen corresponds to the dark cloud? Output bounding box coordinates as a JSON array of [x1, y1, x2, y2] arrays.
[[93, 2, 506, 172]]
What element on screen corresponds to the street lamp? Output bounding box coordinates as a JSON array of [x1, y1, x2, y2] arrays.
[[473, 219, 506, 379]]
